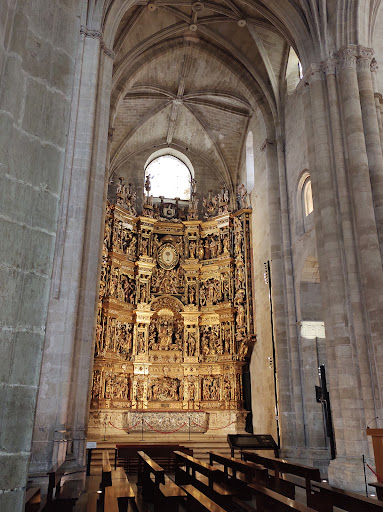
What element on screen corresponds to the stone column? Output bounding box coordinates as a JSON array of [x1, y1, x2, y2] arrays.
[[324, 61, 376, 459], [370, 60, 383, 148], [275, 137, 306, 453], [30, 31, 102, 473], [264, 139, 297, 451], [338, 46, 383, 421], [304, 65, 367, 489], [356, 49, 383, 255], [66, 47, 114, 466]]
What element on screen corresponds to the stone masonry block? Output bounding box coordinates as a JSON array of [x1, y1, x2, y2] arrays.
[[0, 217, 26, 270], [0, 174, 33, 225], [31, 188, 59, 232], [22, 78, 47, 139], [0, 55, 24, 120], [10, 331, 44, 387], [0, 384, 37, 452], [0, 488, 25, 512], [0, 266, 24, 328], [25, 0, 55, 41], [17, 273, 50, 329], [0, 330, 13, 383], [24, 229, 55, 276], [0, 452, 30, 490], [43, 89, 70, 147], [8, 11, 28, 56], [50, 48, 75, 97], [53, 5, 79, 56], [40, 144, 65, 194], [23, 29, 52, 82]]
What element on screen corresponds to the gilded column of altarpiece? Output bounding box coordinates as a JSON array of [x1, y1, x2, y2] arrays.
[[89, 189, 254, 435]]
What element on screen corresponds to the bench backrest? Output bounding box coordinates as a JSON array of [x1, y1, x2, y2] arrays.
[[250, 482, 317, 512], [312, 481, 383, 511], [209, 451, 260, 474], [138, 451, 165, 484], [174, 451, 217, 477], [243, 451, 321, 481]]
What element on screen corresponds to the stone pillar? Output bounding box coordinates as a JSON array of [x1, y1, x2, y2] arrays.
[[30, 31, 104, 473], [338, 46, 383, 421], [370, 60, 383, 149], [324, 61, 376, 457], [275, 137, 306, 453], [303, 65, 367, 489], [264, 139, 296, 451], [356, 49, 383, 255], [65, 48, 114, 467]]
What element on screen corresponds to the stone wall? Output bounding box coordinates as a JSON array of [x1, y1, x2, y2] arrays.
[[0, 1, 81, 510]]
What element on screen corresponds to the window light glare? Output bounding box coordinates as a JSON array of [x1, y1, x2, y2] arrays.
[[145, 155, 191, 200]]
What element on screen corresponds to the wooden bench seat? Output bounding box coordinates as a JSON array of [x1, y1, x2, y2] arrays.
[[209, 451, 268, 484], [248, 481, 318, 512], [181, 484, 227, 512], [310, 480, 383, 511]]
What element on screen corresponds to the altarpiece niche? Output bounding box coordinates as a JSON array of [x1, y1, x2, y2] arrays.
[[88, 179, 255, 435]]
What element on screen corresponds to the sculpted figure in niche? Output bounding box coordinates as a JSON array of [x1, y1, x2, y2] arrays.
[[236, 303, 245, 329], [137, 331, 146, 353], [189, 240, 197, 259], [223, 379, 231, 400], [222, 233, 230, 254], [188, 381, 197, 401], [126, 234, 137, 257], [188, 283, 196, 304], [237, 184, 249, 209], [91, 372, 101, 398], [109, 268, 119, 298], [104, 376, 113, 399], [135, 380, 144, 401], [210, 237, 218, 258], [95, 324, 103, 356], [187, 333, 196, 356], [204, 239, 210, 260], [141, 237, 149, 256]]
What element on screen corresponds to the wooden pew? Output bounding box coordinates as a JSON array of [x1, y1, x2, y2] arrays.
[[208, 451, 268, 484], [47, 461, 67, 503], [174, 450, 236, 509], [117, 444, 193, 473], [138, 451, 186, 512], [247, 481, 319, 512], [111, 468, 137, 512], [242, 451, 320, 500], [102, 451, 112, 489], [181, 484, 227, 512], [24, 487, 46, 512], [370, 481, 383, 500], [310, 480, 383, 512]]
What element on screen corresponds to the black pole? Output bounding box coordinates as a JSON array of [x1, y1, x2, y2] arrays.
[[265, 261, 281, 449], [318, 365, 336, 459], [86, 448, 92, 476], [363, 455, 368, 497]]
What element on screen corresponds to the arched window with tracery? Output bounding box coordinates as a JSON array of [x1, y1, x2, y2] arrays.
[[144, 151, 193, 200], [246, 131, 255, 193]]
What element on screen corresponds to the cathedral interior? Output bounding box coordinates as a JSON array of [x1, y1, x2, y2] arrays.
[[2, 0, 383, 510]]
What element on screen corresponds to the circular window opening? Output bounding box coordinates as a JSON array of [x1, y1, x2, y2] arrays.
[[145, 155, 192, 200]]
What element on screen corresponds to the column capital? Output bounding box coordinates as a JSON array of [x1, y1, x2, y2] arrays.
[[80, 25, 115, 60], [337, 45, 358, 70], [323, 59, 337, 76]]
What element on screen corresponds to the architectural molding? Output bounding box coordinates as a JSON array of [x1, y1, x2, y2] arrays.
[[80, 25, 115, 60]]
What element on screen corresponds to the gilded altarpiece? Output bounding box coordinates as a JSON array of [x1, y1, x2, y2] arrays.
[[89, 194, 254, 436]]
